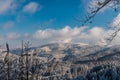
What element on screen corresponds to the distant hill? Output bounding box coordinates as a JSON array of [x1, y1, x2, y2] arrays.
[[1, 43, 120, 80]]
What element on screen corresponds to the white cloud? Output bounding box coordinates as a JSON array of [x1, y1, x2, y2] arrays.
[[0, 0, 16, 14], [1, 26, 120, 48], [87, 0, 114, 13], [87, 0, 102, 13], [33, 26, 86, 43], [32, 26, 120, 46], [33, 26, 108, 46], [0, 0, 40, 15], [23, 2, 40, 14], [111, 13, 120, 29], [6, 32, 21, 39], [89, 27, 105, 37], [2, 21, 14, 30]]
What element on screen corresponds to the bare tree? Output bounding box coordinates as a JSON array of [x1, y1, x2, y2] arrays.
[[76, 0, 120, 46], [4, 43, 10, 80], [24, 41, 31, 80], [81, 0, 120, 25]]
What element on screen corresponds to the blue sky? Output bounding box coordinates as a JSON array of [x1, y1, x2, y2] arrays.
[[0, 0, 84, 33], [1, 0, 120, 48], [0, 0, 117, 33]]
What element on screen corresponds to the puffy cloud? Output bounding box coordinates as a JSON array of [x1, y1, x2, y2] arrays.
[[33, 26, 86, 43], [89, 27, 105, 37], [111, 13, 120, 28], [6, 32, 21, 39], [2, 21, 14, 30], [0, 0, 12, 14], [0, 0, 41, 15], [1, 26, 120, 48], [87, 0, 103, 13], [0, 0, 16, 14], [33, 26, 108, 45], [87, 0, 114, 13], [23, 2, 40, 14], [33, 26, 120, 46]]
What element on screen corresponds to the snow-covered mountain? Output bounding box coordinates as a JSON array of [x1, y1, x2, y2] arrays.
[[0, 48, 18, 62], [1, 43, 120, 80], [10, 43, 120, 62]]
